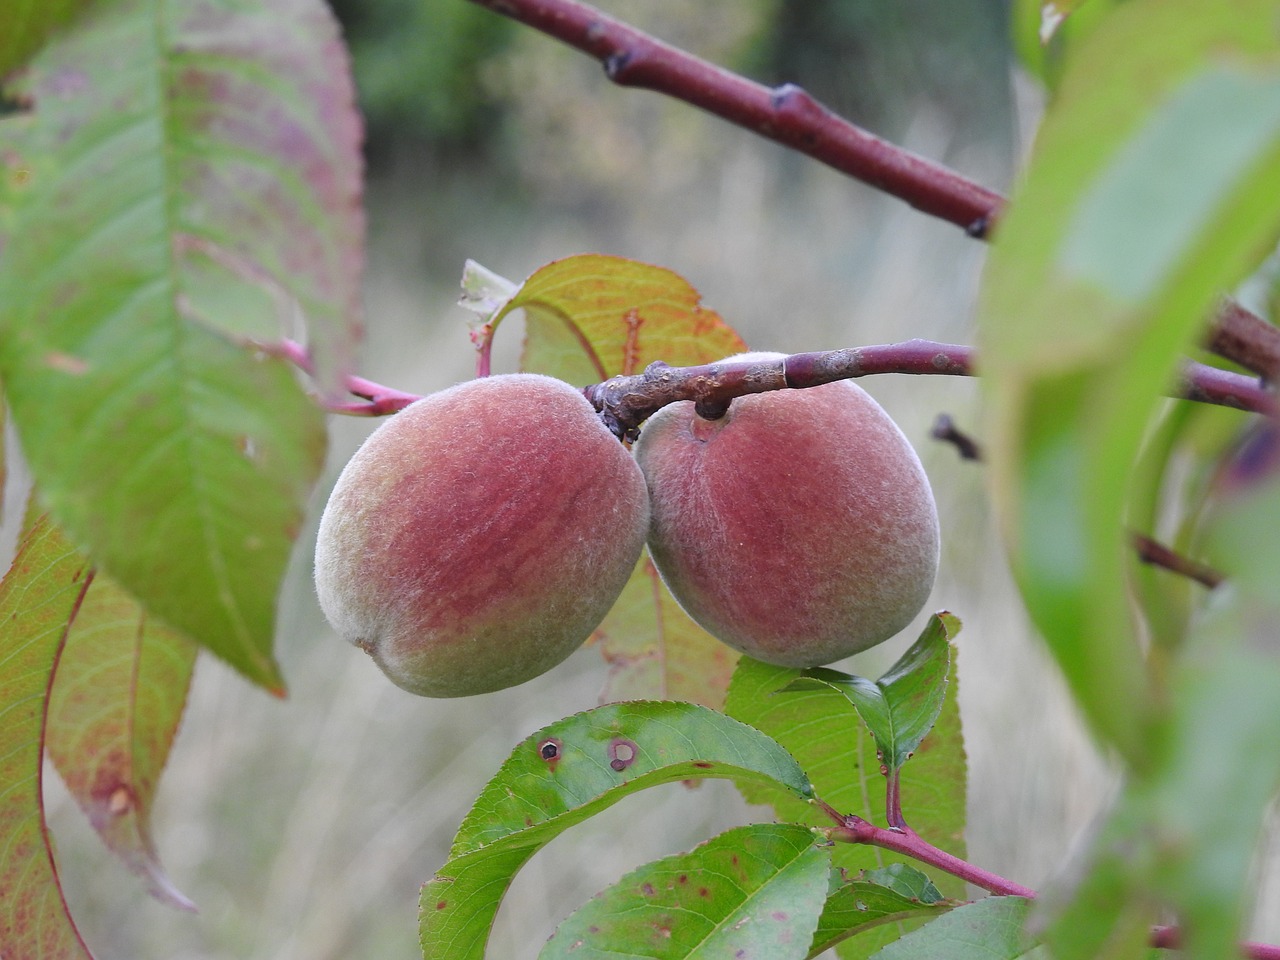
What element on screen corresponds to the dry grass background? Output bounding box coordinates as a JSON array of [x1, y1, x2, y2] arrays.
[[24, 4, 1280, 957]]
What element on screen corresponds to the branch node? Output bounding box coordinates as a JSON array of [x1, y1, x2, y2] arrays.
[[965, 215, 990, 239], [603, 50, 631, 79], [693, 397, 731, 421]]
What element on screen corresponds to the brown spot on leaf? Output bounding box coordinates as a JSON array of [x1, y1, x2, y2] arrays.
[[538, 738, 562, 771], [608, 738, 637, 772], [436, 900, 448, 910], [641, 882, 656, 896], [692, 761, 713, 769]]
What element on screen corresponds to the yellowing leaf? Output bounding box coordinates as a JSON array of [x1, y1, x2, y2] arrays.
[[0, 513, 95, 960], [46, 571, 198, 911]]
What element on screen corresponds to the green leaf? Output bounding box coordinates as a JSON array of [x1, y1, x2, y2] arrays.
[[540, 823, 831, 960], [861, 864, 944, 905], [0, 0, 364, 688], [0, 0, 95, 79], [808, 870, 957, 959], [978, 0, 1280, 762], [0, 512, 94, 960], [787, 613, 957, 775], [46, 567, 198, 910], [870, 897, 1034, 960], [420, 702, 813, 960], [470, 254, 750, 707], [1048, 423, 1280, 959], [724, 630, 968, 959]]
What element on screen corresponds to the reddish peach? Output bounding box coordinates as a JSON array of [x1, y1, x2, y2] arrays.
[[314, 374, 649, 697], [633, 353, 939, 667]]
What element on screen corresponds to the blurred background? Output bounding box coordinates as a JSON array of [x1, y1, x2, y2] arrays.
[[38, 1, 1139, 956]]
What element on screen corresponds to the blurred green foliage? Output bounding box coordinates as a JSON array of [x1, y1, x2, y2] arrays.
[[331, 0, 1014, 165], [329, 0, 515, 155]]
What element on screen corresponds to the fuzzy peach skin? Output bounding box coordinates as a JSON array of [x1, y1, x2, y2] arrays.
[[633, 352, 939, 668], [314, 373, 649, 697]]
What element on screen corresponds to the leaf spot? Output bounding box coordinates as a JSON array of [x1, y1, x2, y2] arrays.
[[641, 882, 656, 897], [692, 761, 713, 769], [45, 351, 89, 375], [608, 737, 637, 772], [435, 900, 448, 910], [538, 738, 562, 769]]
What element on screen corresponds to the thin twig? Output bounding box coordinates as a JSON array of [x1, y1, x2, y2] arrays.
[[276, 336, 1272, 430], [1206, 298, 1280, 381], [824, 811, 1036, 899], [1151, 924, 1280, 960], [1130, 532, 1225, 589], [931, 414, 983, 461], [583, 342, 1274, 440], [463, 0, 1003, 236], [821, 806, 1280, 958], [271, 340, 423, 416]]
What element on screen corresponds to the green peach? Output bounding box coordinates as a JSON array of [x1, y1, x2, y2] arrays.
[[314, 373, 649, 697], [633, 352, 939, 668]]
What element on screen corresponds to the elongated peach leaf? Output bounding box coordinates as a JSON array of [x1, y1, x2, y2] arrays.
[[0, 512, 94, 960], [420, 702, 812, 960], [540, 824, 832, 960], [46, 570, 198, 911], [980, 0, 1280, 761], [0, 0, 363, 688]]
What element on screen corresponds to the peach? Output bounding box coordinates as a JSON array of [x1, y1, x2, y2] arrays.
[[633, 353, 939, 667], [314, 374, 649, 697]]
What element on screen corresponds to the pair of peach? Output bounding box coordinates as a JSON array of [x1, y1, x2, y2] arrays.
[[314, 355, 939, 697]]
